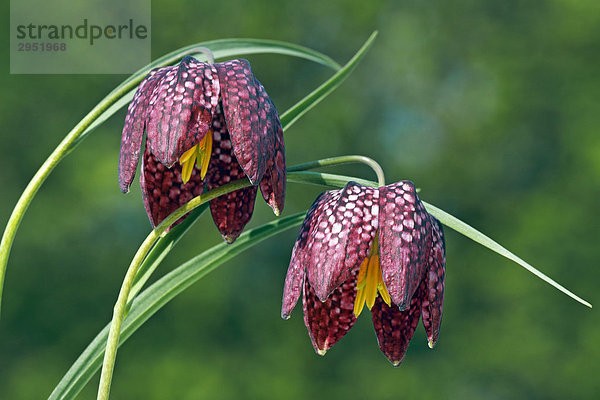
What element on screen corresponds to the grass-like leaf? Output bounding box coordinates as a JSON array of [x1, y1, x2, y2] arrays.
[[279, 31, 378, 130], [80, 38, 341, 143], [0, 38, 343, 314], [48, 213, 306, 400], [422, 202, 592, 308]]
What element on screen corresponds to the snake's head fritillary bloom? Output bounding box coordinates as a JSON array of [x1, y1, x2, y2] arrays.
[[118, 56, 286, 242], [281, 181, 446, 366]]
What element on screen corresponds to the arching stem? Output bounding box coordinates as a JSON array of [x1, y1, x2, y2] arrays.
[[287, 155, 386, 187]]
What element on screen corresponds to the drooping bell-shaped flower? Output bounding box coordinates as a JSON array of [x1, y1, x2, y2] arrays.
[[119, 56, 286, 242], [281, 181, 445, 365]]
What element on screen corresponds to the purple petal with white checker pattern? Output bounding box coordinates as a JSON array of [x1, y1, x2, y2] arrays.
[[146, 56, 220, 167], [372, 276, 426, 366], [303, 268, 359, 355], [215, 59, 279, 185], [258, 120, 286, 216], [305, 182, 378, 302], [421, 216, 446, 347], [378, 181, 432, 310], [119, 68, 168, 193], [206, 109, 257, 243], [281, 191, 332, 319], [140, 146, 204, 228]]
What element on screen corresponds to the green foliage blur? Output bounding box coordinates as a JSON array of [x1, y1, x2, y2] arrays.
[[1, 0, 599, 399]]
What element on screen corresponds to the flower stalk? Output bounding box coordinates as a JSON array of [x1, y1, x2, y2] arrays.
[[287, 155, 385, 187], [97, 177, 253, 400]]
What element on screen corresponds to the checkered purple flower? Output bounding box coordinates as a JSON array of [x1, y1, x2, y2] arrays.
[[281, 181, 445, 366], [118, 56, 286, 242]]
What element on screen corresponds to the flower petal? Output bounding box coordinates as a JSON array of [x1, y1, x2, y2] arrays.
[[118, 68, 167, 193], [206, 110, 257, 243], [281, 191, 327, 319], [421, 216, 446, 348], [258, 121, 286, 216], [215, 59, 280, 185], [140, 145, 204, 227], [378, 181, 431, 310], [371, 277, 426, 366], [305, 182, 378, 301], [302, 269, 358, 355], [146, 56, 220, 167]]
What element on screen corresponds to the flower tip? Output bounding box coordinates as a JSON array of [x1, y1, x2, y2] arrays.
[[224, 235, 236, 244], [394, 299, 408, 312], [316, 348, 328, 356], [391, 360, 402, 367], [119, 181, 130, 194], [267, 195, 281, 216], [428, 339, 436, 349], [312, 286, 331, 303]]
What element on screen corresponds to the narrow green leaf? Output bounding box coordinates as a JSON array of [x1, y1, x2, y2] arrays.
[[279, 31, 378, 130], [81, 38, 341, 142], [48, 213, 305, 400], [0, 38, 341, 315], [422, 202, 592, 308]]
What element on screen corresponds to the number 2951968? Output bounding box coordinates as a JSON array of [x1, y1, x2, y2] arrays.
[[17, 43, 67, 52]]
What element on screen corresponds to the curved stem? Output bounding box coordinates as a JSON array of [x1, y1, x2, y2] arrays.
[[97, 178, 252, 400], [191, 46, 215, 64], [287, 155, 385, 186]]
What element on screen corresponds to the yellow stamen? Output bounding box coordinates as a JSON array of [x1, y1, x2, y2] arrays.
[[196, 130, 213, 180], [377, 264, 392, 307], [356, 257, 368, 290], [179, 145, 197, 184], [365, 254, 379, 310], [353, 257, 369, 317], [353, 234, 392, 317], [179, 130, 213, 184]]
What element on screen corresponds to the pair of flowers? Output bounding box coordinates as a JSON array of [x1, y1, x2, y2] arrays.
[[119, 56, 446, 365]]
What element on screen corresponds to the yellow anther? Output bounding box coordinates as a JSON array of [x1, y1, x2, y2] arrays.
[[365, 254, 379, 310], [180, 145, 198, 184], [197, 130, 213, 180], [354, 257, 369, 317], [353, 233, 391, 317], [179, 130, 213, 184]]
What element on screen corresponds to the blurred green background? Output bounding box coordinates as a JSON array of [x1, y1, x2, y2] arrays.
[[1, 0, 599, 399]]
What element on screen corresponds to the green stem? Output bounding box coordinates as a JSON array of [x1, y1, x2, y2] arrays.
[[287, 155, 385, 187], [96, 178, 252, 400], [192, 47, 215, 64]]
